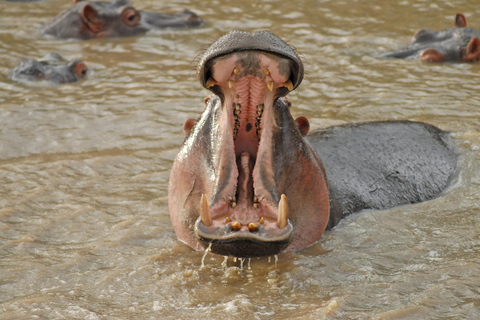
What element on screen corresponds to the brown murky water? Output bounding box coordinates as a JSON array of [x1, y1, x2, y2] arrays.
[[1, 0, 480, 319]]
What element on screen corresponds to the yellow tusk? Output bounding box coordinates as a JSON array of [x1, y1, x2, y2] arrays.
[[263, 69, 270, 75], [206, 78, 217, 88], [233, 68, 240, 74], [228, 80, 235, 88], [200, 194, 212, 227], [283, 80, 293, 91], [267, 81, 273, 92], [277, 194, 288, 229]]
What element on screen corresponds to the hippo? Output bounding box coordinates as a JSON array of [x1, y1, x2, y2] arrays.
[[168, 31, 458, 258], [377, 13, 480, 62], [9, 53, 88, 85], [41, 0, 203, 40]]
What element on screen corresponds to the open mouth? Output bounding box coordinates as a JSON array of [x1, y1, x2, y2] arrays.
[[193, 49, 300, 257]]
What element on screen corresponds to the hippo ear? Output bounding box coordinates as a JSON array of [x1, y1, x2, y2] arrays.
[[464, 37, 480, 62], [81, 4, 103, 33], [121, 7, 140, 26], [294, 116, 310, 137], [183, 118, 196, 136], [455, 13, 467, 28], [420, 49, 444, 62], [68, 60, 88, 79]]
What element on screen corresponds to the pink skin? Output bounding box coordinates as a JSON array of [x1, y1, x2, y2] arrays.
[[169, 50, 330, 256]]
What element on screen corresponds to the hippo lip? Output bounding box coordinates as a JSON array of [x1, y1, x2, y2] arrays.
[[191, 34, 302, 256]]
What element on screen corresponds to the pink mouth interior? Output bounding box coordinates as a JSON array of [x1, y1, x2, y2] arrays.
[[203, 51, 293, 233]]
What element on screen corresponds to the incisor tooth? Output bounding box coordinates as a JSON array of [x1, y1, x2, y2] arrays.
[[231, 221, 241, 230], [277, 194, 288, 229], [228, 80, 235, 88], [263, 69, 270, 75], [283, 80, 293, 91], [233, 68, 240, 74], [206, 78, 217, 88], [200, 194, 212, 227], [267, 81, 273, 92]]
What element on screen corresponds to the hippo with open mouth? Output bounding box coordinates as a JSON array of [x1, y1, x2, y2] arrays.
[[168, 31, 458, 258], [41, 0, 203, 40], [377, 13, 480, 62]]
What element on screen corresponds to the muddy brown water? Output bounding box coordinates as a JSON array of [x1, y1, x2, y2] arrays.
[[1, 0, 480, 319]]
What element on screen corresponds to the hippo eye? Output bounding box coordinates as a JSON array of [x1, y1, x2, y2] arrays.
[[74, 62, 88, 78], [122, 7, 140, 26]]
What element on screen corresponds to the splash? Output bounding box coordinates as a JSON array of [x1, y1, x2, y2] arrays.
[[201, 243, 212, 268]]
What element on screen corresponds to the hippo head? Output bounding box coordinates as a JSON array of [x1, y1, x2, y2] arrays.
[[379, 13, 480, 62], [168, 31, 330, 257], [41, 0, 203, 40], [9, 53, 88, 85]]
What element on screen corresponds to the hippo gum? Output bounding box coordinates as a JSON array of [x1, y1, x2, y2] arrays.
[[168, 31, 458, 258], [41, 0, 203, 40], [9, 53, 88, 85], [378, 13, 480, 62]]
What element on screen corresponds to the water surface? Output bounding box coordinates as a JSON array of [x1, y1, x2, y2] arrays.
[[1, 0, 480, 319]]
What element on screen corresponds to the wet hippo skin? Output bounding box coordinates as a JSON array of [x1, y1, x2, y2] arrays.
[[9, 53, 88, 85], [41, 0, 203, 39], [377, 13, 480, 62], [168, 31, 458, 258]]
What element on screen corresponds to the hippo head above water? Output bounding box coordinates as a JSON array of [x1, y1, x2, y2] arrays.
[[169, 31, 329, 257], [169, 31, 457, 258], [378, 13, 480, 62], [41, 0, 203, 40], [9, 53, 88, 85]]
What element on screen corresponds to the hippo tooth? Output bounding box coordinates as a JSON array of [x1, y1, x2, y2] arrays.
[[248, 222, 258, 232], [206, 78, 217, 88], [231, 221, 241, 230], [283, 80, 293, 91], [228, 80, 235, 88], [233, 68, 240, 74], [263, 69, 270, 76], [277, 194, 288, 229], [259, 217, 265, 224], [267, 81, 274, 92], [200, 194, 212, 227]]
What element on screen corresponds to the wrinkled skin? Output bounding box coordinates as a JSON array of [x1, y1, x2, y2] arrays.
[[9, 53, 88, 85], [169, 31, 458, 258], [41, 0, 203, 40], [378, 13, 480, 62]]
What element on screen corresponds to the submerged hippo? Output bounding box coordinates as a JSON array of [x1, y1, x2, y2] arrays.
[[378, 13, 480, 62], [9, 53, 88, 85], [169, 31, 458, 258], [42, 0, 203, 40]]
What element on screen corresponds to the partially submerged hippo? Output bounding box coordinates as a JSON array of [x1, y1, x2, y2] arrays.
[[9, 53, 88, 85], [378, 13, 480, 62], [169, 31, 458, 258], [42, 0, 203, 40]]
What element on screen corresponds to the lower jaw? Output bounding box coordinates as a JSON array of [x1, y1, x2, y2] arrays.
[[195, 219, 294, 257], [198, 237, 292, 258]]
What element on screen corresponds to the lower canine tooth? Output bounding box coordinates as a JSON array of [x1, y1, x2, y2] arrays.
[[228, 80, 235, 88], [200, 194, 212, 227], [277, 194, 288, 229], [267, 81, 273, 92]]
